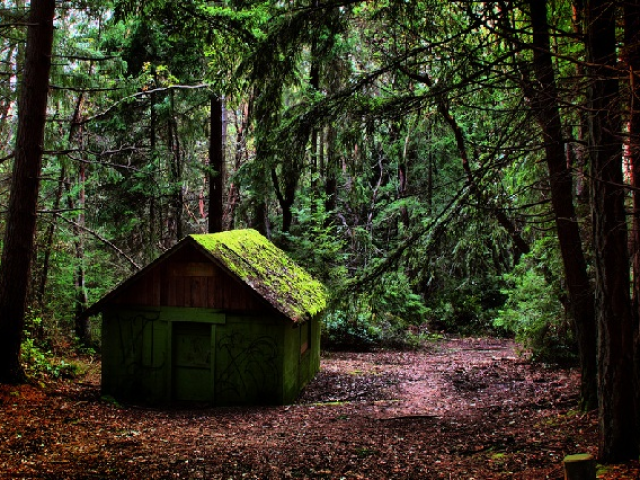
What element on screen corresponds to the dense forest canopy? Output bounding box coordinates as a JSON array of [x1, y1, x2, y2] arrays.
[[0, 0, 639, 463]]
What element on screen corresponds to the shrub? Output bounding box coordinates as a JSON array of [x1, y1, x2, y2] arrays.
[[425, 277, 507, 335], [322, 272, 435, 350], [494, 237, 577, 364]]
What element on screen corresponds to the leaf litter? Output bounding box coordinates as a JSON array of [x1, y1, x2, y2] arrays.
[[1, 338, 638, 479]]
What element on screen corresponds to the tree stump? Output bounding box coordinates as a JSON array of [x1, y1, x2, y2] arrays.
[[563, 453, 595, 480]]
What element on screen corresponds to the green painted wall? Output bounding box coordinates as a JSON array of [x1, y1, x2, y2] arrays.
[[214, 315, 284, 406], [101, 306, 321, 405], [101, 308, 169, 403]]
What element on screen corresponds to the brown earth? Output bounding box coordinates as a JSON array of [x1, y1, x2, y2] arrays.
[[1, 338, 638, 479]]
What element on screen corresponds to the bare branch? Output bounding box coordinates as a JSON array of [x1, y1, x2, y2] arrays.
[[81, 83, 212, 124], [49, 85, 123, 93], [53, 54, 118, 62], [54, 212, 141, 271], [0, 151, 14, 164]]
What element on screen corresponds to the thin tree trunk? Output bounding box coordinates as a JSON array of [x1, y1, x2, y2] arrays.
[[168, 91, 183, 241], [0, 0, 55, 384], [209, 95, 225, 233], [39, 91, 85, 309], [69, 93, 90, 344], [324, 125, 338, 218], [226, 102, 249, 230], [67, 165, 90, 345], [310, 37, 321, 215], [585, 0, 637, 462], [0, 41, 18, 147], [526, 0, 597, 410], [149, 89, 159, 255], [253, 201, 268, 236], [627, 0, 640, 308], [37, 165, 65, 308], [272, 167, 297, 233]]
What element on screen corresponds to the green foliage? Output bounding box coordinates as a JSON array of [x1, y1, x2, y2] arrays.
[[20, 316, 84, 380], [494, 237, 576, 364], [21, 337, 83, 380], [2, 0, 586, 370], [426, 278, 508, 335], [322, 271, 432, 350]]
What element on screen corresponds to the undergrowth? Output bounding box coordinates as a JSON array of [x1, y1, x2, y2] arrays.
[[20, 314, 91, 381]]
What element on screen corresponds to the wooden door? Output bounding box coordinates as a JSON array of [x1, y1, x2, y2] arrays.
[[172, 322, 213, 402]]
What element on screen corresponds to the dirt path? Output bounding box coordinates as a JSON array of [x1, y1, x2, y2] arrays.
[[1, 338, 637, 479]]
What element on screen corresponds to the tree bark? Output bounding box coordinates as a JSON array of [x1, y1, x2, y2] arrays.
[[626, 0, 640, 306], [68, 165, 90, 345], [37, 166, 65, 309], [209, 95, 225, 233], [168, 91, 183, 241], [67, 92, 90, 345], [0, 0, 55, 384], [526, 0, 597, 410], [622, 0, 640, 451], [226, 102, 249, 230], [324, 125, 338, 218], [272, 168, 296, 233], [585, 0, 638, 462]]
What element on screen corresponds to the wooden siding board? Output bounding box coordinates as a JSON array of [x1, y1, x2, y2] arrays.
[[105, 244, 280, 316], [152, 268, 161, 305], [206, 276, 214, 309], [196, 277, 206, 307], [213, 315, 285, 405], [160, 266, 169, 306], [215, 270, 224, 307], [175, 276, 184, 307]]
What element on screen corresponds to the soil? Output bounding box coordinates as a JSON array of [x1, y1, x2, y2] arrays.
[[1, 338, 639, 479]]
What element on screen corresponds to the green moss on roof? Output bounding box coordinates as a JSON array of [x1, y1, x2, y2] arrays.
[[190, 229, 327, 323]]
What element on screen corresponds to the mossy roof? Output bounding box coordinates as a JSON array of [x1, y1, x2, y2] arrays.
[[84, 229, 327, 322], [188, 229, 327, 323]]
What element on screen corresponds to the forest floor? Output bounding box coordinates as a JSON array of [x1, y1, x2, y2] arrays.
[[1, 337, 639, 479]]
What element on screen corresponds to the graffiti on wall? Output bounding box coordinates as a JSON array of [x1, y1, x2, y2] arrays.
[[215, 330, 279, 402], [112, 312, 165, 398]]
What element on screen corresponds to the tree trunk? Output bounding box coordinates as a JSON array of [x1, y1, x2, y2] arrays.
[[0, 0, 55, 384], [585, 0, 638, 462], [526, 0, 597, 410], [626, 0, 640, 306], [68, 92, 91, 344], [68, 165, 90, 345], [168, 91, 183, 241], [226, 102, 249, 230], [37, 166, 65, 309], [209, 95, 225, 233], [622, 0, 640, 451], [272, 167, 297, 233], [324, 125, 338, 218]]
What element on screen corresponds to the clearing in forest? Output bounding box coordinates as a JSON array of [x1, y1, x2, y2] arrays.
[[1, 338, 638, 479]]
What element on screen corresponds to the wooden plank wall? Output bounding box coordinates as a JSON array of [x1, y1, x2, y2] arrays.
[[111, 248, 267, 312]]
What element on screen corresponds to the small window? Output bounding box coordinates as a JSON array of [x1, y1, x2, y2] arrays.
[[300, 320, 311, 355]]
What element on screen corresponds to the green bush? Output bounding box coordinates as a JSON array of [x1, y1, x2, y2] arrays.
[[20, 314, 85, 380], [425, 278, 507, 335], [494, 237, 577, 364], [322, 272, 434, 350], [21, 337, 83, 380]]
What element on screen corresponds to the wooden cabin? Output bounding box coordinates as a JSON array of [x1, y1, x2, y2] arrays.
[[85, 229, 327, 406]]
